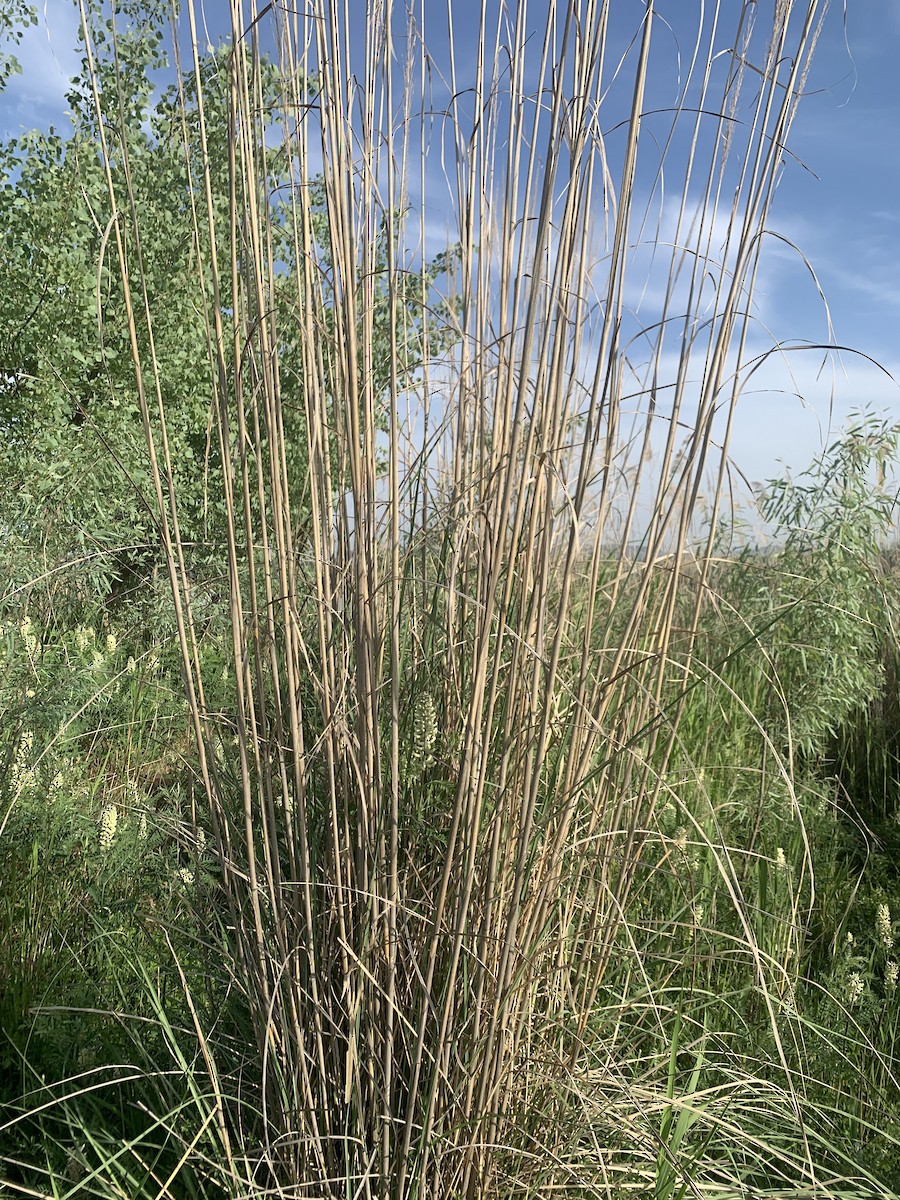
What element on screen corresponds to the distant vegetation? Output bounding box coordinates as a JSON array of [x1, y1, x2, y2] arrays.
[[4, 2, 900, 1198]]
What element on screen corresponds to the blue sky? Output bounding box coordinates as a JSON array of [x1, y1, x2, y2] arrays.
[[3, 1, 899, 497]]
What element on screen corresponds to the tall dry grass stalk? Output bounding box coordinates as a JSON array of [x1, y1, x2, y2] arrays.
[[81, 0, 826, 1194]]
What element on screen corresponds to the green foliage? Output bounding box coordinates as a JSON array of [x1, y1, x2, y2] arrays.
[[0, 0, 35, 91], [0, 604, 202, 1085], [699, 412, 900, 767], [0, 0, 458, 605], [0, 599, 259, 1197], [754, 411, 899, 756], [635, 416, 900, 1190]]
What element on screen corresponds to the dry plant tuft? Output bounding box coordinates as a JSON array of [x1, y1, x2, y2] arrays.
[[78, 0, 830, 1195]]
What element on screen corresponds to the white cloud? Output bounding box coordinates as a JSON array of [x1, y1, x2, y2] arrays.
[[610, 192, 809, 345], [1, 0, 80, 133], [572, 323, 900, 515], [828, 264, 900, 313], [706, 346, 900, 505]]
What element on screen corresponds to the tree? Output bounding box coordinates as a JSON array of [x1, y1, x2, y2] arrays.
[[0, 0, 457, 612]]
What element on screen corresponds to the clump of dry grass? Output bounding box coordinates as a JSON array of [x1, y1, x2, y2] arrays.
[[58, 0, 847, 1196]]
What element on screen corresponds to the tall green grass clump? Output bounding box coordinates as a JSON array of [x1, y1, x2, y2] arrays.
[[10, 1, 900, 1198]]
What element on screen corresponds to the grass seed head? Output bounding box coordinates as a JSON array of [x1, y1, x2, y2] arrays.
[[877, 903, 894, 950], [411, 694, 438, 773], [99, 804, 118, 850], [846, 972, 865, 1006]]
